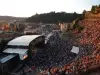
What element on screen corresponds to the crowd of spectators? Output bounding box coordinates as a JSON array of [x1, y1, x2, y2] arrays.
[[32, 32, 76, 69], [39, 19, 100, 75]]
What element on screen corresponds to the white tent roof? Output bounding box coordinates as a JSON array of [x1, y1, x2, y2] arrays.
[[3, 48, 28, 54], [7, 35, 41, 46], [71, 46, 79, 54]]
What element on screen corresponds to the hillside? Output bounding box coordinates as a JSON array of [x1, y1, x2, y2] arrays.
[[0, 16, 26, 21], [26, 12, 82, 23]]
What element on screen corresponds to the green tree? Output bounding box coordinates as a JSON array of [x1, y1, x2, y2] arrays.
[[91, 5, 96, 13], [26, 12, 81, 23], [99, 4, 100, 7]]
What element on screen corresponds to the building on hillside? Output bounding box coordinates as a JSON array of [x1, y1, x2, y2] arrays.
[[59, 23, 71, 33], [24, 24, 41, 34], [0, 21, 22, 32], [52, 24, 60, 31], [0, 22, 10, 32]]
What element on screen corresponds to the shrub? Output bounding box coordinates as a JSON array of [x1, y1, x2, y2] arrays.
[[78, 26, 84, 32], [73, 24, 79, 29], [73, 24, 84, 32]]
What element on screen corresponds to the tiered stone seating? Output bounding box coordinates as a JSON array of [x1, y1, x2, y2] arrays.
[[40, 19, 100, 75]]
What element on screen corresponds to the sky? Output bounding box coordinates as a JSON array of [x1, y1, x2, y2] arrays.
[[0, 0, 100, 17]]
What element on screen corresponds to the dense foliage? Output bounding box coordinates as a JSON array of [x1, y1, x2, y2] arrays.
[[72, 19, 84, 32], [26, 12, 82, 23], [91, 5, 100, 14]]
